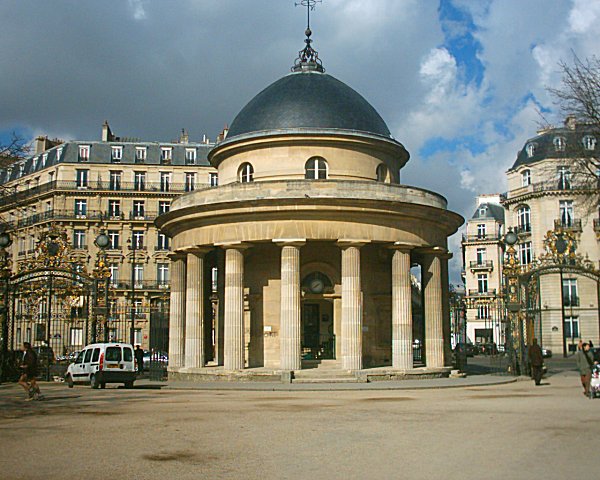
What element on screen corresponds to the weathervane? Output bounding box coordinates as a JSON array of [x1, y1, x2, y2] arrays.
[[292, 0, 324, 73]]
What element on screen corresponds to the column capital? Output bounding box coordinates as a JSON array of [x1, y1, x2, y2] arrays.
[[337, 239, 370, 248], [388, 242, 414, 252], [215, 241, 252, 251], [273, 238, 306, 247], [179, 246, 213, 256]]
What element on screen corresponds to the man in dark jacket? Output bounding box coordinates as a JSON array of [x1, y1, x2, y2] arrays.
[[135, 345, 144, 375], [528, 338, 544, 386], [18, 342, 43, 401]]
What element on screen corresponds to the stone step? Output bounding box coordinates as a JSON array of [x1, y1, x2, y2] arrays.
[[292, 376, 364, 384], [293, 369, 353, 379]]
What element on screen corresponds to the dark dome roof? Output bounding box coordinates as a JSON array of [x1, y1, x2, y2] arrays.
[[226, 71, 392, 140]]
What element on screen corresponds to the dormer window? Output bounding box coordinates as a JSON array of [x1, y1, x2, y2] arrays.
[[478, 206, 487, 217], [526, 143, 536, 157], [19, 164, 25, 176], [33, 157, 39, 170], [135, 147, 146, 163], [111, 146, 123, 162], [78, 145, 90, 162], [521, 169, 531, 186], [239, 163, 254, 183], [160, 147, 172, 164], [305, 157, 328, 180], [56, 147, 63, 161], [583, 135, 596, 151], [553, 136, 566, 152], [185, 148, 197, 165], [42, 153, 48, 167]]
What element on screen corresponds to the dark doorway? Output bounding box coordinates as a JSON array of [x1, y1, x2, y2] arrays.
[[301, 301, 335, 360]]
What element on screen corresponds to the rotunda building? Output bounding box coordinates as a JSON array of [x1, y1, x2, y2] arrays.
[[156, 36, 464, 381]]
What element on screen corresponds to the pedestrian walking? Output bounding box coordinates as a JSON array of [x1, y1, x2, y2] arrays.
[[135, 345, 144, 375], [574, 342, 595, 397], [17, 342, 43, 401], [528, 338, 544, 386]]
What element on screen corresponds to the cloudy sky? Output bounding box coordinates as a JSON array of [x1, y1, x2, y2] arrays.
[[1, 0, 599, 281]]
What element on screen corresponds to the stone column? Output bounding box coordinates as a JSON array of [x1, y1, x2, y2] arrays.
[[440, 253, 452, 366], [391, 245, 413, 370], [184, 249, 209, 369], [339, 241, 367, 371], [276, 240, 305, 371], [168, 254, 186, 369], [222, 245, 246, 370], [423, 250, 444, 368], [216, 249, 225, 365]]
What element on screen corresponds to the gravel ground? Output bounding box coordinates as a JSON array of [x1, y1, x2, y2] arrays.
[[0, 370, 596, 480]]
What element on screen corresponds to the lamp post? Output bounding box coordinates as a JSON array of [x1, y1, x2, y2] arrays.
[[128, 234, 137, 346], [554, 232, 569, 358], [92, 232, 110, 344], [502, 229, 523, 375], [0, 231, 12, 382]]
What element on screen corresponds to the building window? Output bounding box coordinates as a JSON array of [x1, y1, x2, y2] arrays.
[[78, 145, 90, 162], [521, 169, 531, 186], [184, 172, 196, 192], [517, 206, 531, 232], [158, 201, 170, 215], [157, 233, 170, 251], [519, 241, 532, 265], [564, 316, 579, 339], [477, 274, 488, 293], [56, 147, 63, 161], [559, 200, 574, 227], [477, 224, 486, 239], [562, 278, 579, 307], [554, 136, 566, 152], [108, 200, 121, 218], [134, 171, 146, 191], [70, 327, 84, 347], [376, 164, 388, 182], [109, 170, 122, 191], [583, 135, 596, 151], [73, 230, 86, 249], [160, 147, 172, 164], [157, 263, 169, 286], [476, 248, 486, 265], [525, 143, 536, 158], [111, 146, 123, 163], [185, 148, 197, 165], [132, 231, 144, 249], [132, 200, 145, 218], [477, 304, 490, 320], [557, 166, 571, 190], [305, 157, 328, 180], [209, 172, 218, 187], [239, 163, 254, 183], [76, 169, 89, 188], [134, 265, 144, 287], [135, 147, 146, 163], [74, 199, 87, 217], [478, 206, 487, 217], [107, 230, 120, 250], [109, 263, 119, 287], [160, 172, 171, 192]]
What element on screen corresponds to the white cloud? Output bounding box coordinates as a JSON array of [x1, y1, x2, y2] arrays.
[[128, 0, 147, 21], [569, 0, 600, 34]]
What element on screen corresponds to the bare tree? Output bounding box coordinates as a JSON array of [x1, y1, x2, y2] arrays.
[[0, 132, 30, 168]]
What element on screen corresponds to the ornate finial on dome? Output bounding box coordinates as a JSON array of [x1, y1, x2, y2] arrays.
[[292, 0, 325, 73]]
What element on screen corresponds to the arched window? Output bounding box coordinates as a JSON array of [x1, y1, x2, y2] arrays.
[[553, 136, 566, 152], [583, 135, 597, 151], [526, 143, 536, 158], [517, 205, 531, 233], [521, 169, 531, 187], [376, 164, 388, 182], [239, 163, 254, 183], [305, 157, 328, 179]]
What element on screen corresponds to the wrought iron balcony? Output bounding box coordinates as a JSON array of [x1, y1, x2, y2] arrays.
[[111, 280, 170, 290], [468, 289, 497, 297], [469, 260, 493, 271], [554, 218, 582, 232], [462, 233, 501, 243], [514, 224, 531, 235], [129, 211, 158, 221]]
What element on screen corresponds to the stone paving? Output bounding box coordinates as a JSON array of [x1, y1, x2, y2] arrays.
[[0, 365, 597, 480]]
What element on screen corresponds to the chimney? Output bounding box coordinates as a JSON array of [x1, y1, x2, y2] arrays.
[[35, 136, 49, 155], [102, 120, 115, 142], [564, 114, 577, 130], [179, 128, 189, 144]]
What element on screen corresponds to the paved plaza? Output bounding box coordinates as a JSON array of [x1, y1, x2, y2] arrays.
[[0, 367, 597, 480]]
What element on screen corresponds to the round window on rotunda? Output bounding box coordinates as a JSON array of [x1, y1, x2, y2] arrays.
[[376, 163, 388, 183], [305, 157, 328, 180], [239, 162, 254, 183]]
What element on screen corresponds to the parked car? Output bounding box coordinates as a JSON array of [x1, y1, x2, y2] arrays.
[[143, 350, 168, 371], [480, 343, 498, 355], [453, 342, 475, 357], [33, 345, 55, 367], [65, 343, 136, 389]]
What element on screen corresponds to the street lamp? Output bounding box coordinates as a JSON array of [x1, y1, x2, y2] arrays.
[[92, 232, 111, 343], [502, 228, 523, 375], [127, 234, 138, 346], [554, 232, 569, 358], [0, 230, 12, 382]]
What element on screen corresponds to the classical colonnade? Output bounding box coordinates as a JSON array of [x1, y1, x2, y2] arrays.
[[168, 240, 450, 372]]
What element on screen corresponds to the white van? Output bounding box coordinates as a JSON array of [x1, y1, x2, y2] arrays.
[[65, 343, 136, 389]]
